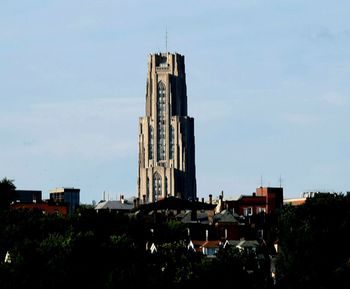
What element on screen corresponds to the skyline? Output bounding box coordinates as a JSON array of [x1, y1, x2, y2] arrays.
[[1, 1, 349, 203]]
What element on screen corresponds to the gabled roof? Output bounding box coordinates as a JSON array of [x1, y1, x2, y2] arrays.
[[149, 243, 157, 254], [134, 197, 216, 213], [178, 210, 211, 224], [95, 200, 134, 211], [190, 240, 221, 249], [238, 195, 266, 205], [224, 239, 259, 249], [213, 210, 239, 223]]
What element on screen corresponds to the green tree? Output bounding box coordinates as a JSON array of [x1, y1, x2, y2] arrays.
[[0, 178, 16, 210], [276, 193, 350, 289]]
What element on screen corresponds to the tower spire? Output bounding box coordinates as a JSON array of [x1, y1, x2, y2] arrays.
[[165, 26, 168, 52]]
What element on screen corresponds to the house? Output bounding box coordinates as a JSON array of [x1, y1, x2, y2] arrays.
[[95, 196, 134, 213], [11, 188, 69, 215], [212, 210, 241, 240], [176, 210, 213, 225], [283, 198, 306, 206], [187, 228, 222, 257], [223, 239, 268, 275], [134, 196, 216, 213], [146, 242, 158, 254], [49, 187, 80, 215], [4, 251, 11, 263], [15, 190, 42, 203], [223, 239, 259, 253], [223, 187, 283, 216], [11, 202, 68, 215], [188, 240, 221, 257]]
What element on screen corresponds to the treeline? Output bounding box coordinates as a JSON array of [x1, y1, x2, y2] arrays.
[[276, 193, 350, 289], [0, 208, 269, 289], [1, 177, 350, 288]]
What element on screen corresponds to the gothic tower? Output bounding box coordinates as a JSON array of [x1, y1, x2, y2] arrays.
[[138, 52, 196, 203]]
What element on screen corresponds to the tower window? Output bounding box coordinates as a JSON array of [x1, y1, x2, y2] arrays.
[[149, 126, 153, 159], [157, 81, 166, 161], [153, 172, 162, 201], [146, 177, 150, 201], [170, 125, 174, 159], [165, 176, 168, 196]]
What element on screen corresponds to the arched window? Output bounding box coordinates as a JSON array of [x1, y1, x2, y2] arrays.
[[148, 126, 153, 159], [165, 176, 168, 196], [157, 81, 166, 161], [153, 172, 162, 202], [146, 177, 150, 201], [170, 125, 174, 159]]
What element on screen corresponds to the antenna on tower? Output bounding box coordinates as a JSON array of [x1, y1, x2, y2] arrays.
[[260, 175, 263, 188], [165, 26, 168, 52], [279, 175, 283, 188]]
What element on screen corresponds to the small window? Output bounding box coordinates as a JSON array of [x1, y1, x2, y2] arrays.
[[153, 172, 162, 202], [157, 81, 166, 161], [257, 207, 266, 214], [243, 207, 253, 216], [148, 126, 153, 159]]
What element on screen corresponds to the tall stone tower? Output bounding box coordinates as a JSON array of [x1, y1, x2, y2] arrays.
[[138, 52, 196, 203]]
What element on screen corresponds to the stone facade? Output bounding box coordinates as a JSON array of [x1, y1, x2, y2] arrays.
[[138, 52, 196, 203]]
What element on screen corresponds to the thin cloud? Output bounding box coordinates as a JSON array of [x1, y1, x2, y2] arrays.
[[0, 97, 142, 161], [322, 92, 347, 106], [282, 112, 320, 125]]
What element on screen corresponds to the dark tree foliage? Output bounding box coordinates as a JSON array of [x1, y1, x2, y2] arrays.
[[0, 179, 271, 289], [276, 193, 350, 289], [0, 206, 272, 289], [0, 178, 16, 210]]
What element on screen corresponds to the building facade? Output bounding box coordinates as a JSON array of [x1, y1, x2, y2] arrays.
[[138, 52, 196, 203], [223, 187, 284, 216], [49, 187, 80, 215], [15, 190, 42, 203]]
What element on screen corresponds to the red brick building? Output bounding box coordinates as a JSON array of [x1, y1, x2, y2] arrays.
[[256, 187, 283, 214], [224, 187, 283, 216], [11, 202, 68, 215]]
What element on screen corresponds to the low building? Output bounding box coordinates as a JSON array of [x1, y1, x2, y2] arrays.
[[283, 198, 306, 206], [212, 210, 241, 240], [49, 187, 80, 215], [11, 189, 68, 215], [188, 240, 221, 256], [15, 190, 42, 203], [95, 198, 134, 213], [223, 239, 259, 252], [256, 187, 283, 214], [283, 191, 338, 206], [11, 202, 68, 215], [224, 187, 284, 216]]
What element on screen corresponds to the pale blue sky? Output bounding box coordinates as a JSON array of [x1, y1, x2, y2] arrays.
[[1, 0, 349, 203]]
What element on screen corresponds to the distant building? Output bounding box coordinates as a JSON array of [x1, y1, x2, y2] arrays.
[[283, 191, 339, 206], [49, 187, 80, 215], [256, 187, 283, 214], [95, 195, 134, 213], [222, 239, 260, 253], [11, 189, 68, 215], [188, 240, 221, 256], [138, 52, 197, 203], [212, 210, 241, 240], [224, 187, 284, 216], [283, 198, 306, 206], [11, 202, 68, 215], [15, 190, 42, 203]]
